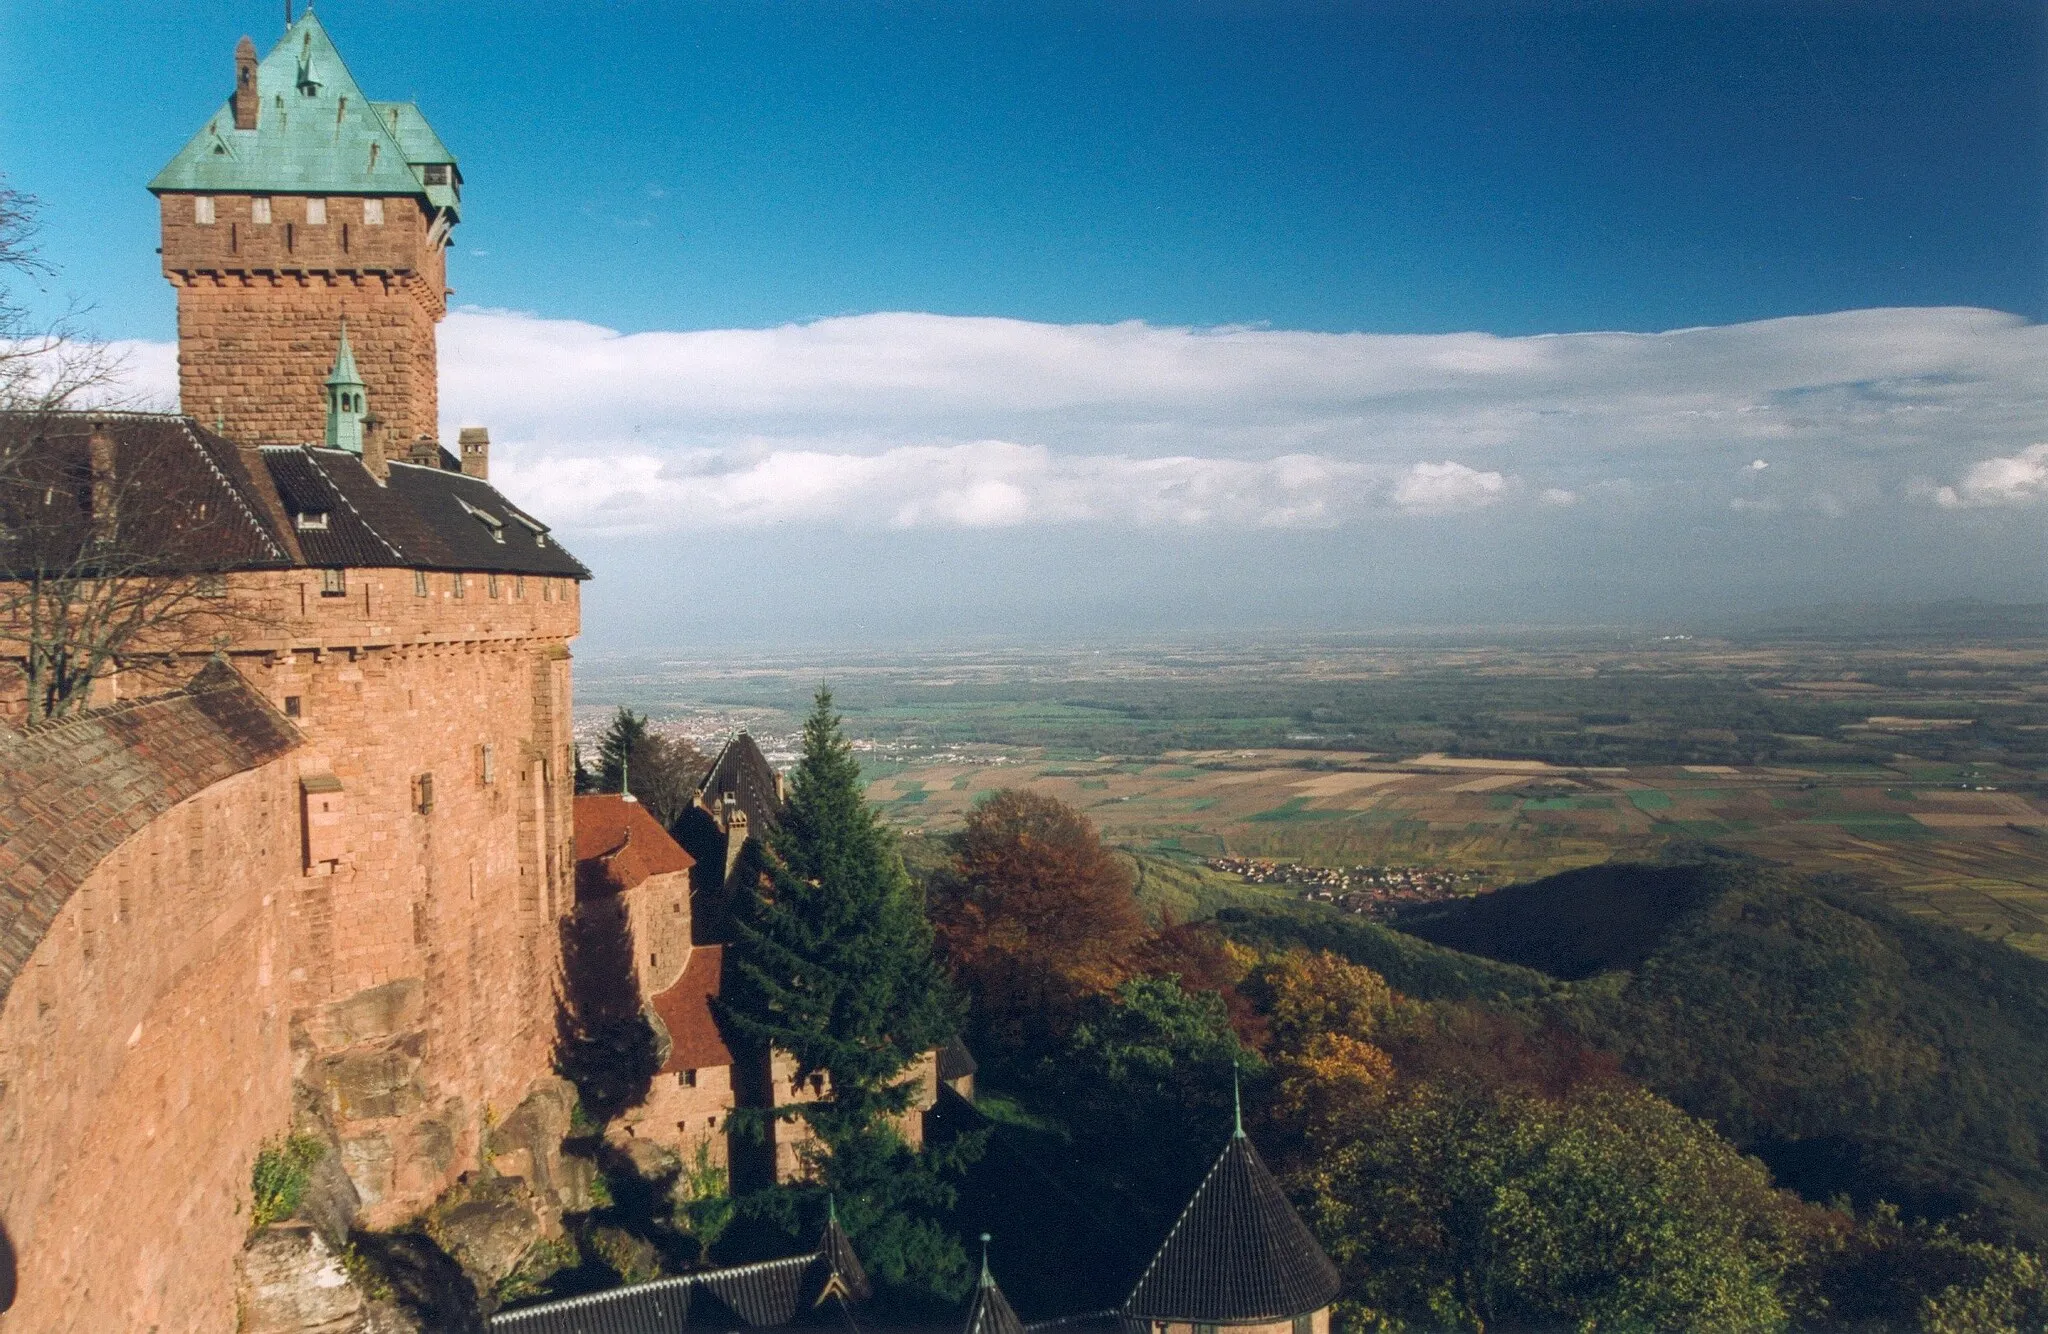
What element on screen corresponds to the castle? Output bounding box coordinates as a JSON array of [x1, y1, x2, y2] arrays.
[[0, 15, 1342, 1333], [0, 14, 588, 1330]]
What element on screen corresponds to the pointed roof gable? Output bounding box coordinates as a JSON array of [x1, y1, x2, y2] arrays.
[[1123, 1131, 1341, 1323], [150, 12, 458, 215], [699, 731, 783, 831], [964, 1243, 1025, 1334]]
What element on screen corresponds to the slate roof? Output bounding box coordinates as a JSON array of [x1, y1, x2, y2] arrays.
[[575, 794, 696, 899], [0, 411, 587, 578], [0, 659, 301, 1007], [0, 412, 294, 576], [964, 1260, 1025, 1334], [651, 944, 735, 1073], [699, 733, 783, 832], [489, 1216, 869, 1332], [1122, 1130, 1341, 1323], [149, 11, 460, 215], [938, 1037, 979, 1083]]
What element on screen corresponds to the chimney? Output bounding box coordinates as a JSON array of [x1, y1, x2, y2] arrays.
[[408, 435, 440, 468], [233, 37, 260, 131], [88, 420, 115, 531], [458, 427, 490, 480], [361, 415, 388, 483], [724, 807, 750, 885]]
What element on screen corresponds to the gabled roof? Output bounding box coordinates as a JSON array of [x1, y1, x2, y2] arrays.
[[652, 944, 735, 1073], [575, 794, 695, 898], [699, 732, 783, 832], [1122, 1130, 1341, 1323], [150, 12, 459, 216]]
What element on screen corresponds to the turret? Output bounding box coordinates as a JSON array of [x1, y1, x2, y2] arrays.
[[323, 320, 366, 455], [458, 426, 490, 480], [150, 13, 462, 446]]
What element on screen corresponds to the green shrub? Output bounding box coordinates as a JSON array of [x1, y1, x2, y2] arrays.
[[249, 1133, 328, 1230]]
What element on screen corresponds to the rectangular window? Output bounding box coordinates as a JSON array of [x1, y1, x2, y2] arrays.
[[415, 772, 435, 815], [414, 568, 429, 597], [305, 197, 327, 225], [295, 511, 329, 530], [514, 575, 525, 600], [542, 579, 554, 602], [451, 573, 465, 599], [196, 573, 228, 598], [1293, 1316, 1314, 1334], [320, 568, 346, 597], [193, 196, 215, 225], [250, 196, 272, 224], [423, 163, 451, 186], [283, 695, 302, 718], [480, 743, 496, 786], [487, 572, 500, 599], [362, 197, 384, 225]]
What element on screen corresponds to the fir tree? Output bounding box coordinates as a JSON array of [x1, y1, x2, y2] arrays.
[[721, 688, 975, 1302], [595, 705, 651, 794]]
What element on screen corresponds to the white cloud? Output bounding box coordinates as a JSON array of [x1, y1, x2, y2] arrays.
[[1933, 444, 2048, 508], [92, 305, 2048, 535]]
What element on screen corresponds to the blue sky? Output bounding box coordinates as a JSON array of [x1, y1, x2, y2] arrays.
[[7, 1, 2042, 339], [3, 2, 2044, 645]]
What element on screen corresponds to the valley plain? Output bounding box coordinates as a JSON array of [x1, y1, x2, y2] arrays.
[[577, 607, 2048, 957]]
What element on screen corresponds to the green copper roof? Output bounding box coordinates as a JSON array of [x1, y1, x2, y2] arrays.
[[324, 321, 363, 389], [149, 12, 459, 219]]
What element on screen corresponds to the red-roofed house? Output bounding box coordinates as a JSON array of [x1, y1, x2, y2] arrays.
[[574, 793, 695, 1001]]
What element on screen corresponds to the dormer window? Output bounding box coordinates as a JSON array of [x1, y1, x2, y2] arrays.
[[193, 196, 216, 225], [250, 197, 272, 225], [456, 496, 506, 544], [423, 164, 451, 186], [509, 511, 550, 548], [295, 510, 330, 531]]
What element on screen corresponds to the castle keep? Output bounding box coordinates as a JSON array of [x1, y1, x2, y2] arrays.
[[0, 15, 589, 1331]]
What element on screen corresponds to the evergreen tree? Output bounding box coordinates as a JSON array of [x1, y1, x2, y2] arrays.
[[596, 706, 651, 794], [720, 688, 973, 1302]]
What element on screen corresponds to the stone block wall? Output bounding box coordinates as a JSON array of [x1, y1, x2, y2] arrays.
[[161, 192, 447, 447], [0, 749, 302, 1333]]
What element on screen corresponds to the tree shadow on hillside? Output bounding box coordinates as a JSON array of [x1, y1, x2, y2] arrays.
[[348, 1228, 484, 1332]]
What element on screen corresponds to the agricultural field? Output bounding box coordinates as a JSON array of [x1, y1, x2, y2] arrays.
[[576, 606, 2048, 956]]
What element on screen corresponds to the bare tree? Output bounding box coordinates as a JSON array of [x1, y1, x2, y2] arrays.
[[0, 181, 245, 722]]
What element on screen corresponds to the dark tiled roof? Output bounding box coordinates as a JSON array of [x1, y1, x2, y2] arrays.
[[490, 1218, 868, 1332], [0, 659, 301, 1006], [652, 945, 735, 1074], [699, 733, 782, 832], [575, 794, 695, 899], [0, 411, 586, 577], [0, 412, 294, 576], [1123, 1131, 1341, 1323], [939, 1037, 979, 1082], [964, 1268, 1024, 1334]]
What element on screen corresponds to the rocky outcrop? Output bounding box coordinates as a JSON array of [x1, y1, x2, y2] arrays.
[[427, 1177, 549, 1287], [487, 1076, 599, 1216], [237, 1224, 369, 1334]]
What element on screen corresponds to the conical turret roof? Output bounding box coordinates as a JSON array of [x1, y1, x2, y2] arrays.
[[964, 1238, 1025, 1334], [325, 321, 363, 388], [1123, 1129, 1341, 1323]]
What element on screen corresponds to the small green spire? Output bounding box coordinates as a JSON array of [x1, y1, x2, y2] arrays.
[[828, 1194, 839, 1226], [979, 1233, 993, 1286], [1233, 1063, 1245, 1139], [621, 746, 634, 803], [323, 318, 366, 454]]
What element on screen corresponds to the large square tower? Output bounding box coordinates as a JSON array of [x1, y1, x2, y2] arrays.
[[149, 13, 461, 447]]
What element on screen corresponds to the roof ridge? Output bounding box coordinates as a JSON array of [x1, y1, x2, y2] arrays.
[[179, 419, 290, 563]]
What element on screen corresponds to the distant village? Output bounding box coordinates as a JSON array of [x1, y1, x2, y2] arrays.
[[1204, 856, 1490, 917]]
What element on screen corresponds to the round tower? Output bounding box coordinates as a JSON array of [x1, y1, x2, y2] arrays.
[[149, 12, 462, 448]]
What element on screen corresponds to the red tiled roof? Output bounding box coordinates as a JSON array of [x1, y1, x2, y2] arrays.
[[574, 793, 693, 896], [653, 944, 734, 1073]]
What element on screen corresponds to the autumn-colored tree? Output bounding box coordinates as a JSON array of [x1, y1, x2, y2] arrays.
[[931, 789, 1149, 1058]]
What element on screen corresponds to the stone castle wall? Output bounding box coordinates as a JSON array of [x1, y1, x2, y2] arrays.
[[161, 192, 446, 446], [0, 566, 582, 1330], [0, 687, 304, 1333]]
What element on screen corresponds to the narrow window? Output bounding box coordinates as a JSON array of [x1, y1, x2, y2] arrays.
[[368, 142, 379, 171], [193, 196, 216, 225], [285, 221, 295, 251], [487, 572, 500, 599], [250, 196, 272, 224], [341, 222, 350, 253], [481, 743, 496, 786], [305, 197, 327, 225], [451, 573, 464, 599], [321, 567, 346, 597], [514, 575, 525, 600], [363, 197, 384, 226], [284, 695, 302, 718], [543, 579, 553, 602], [414, 569, 428, 597], [415, 772, 435, 815]]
